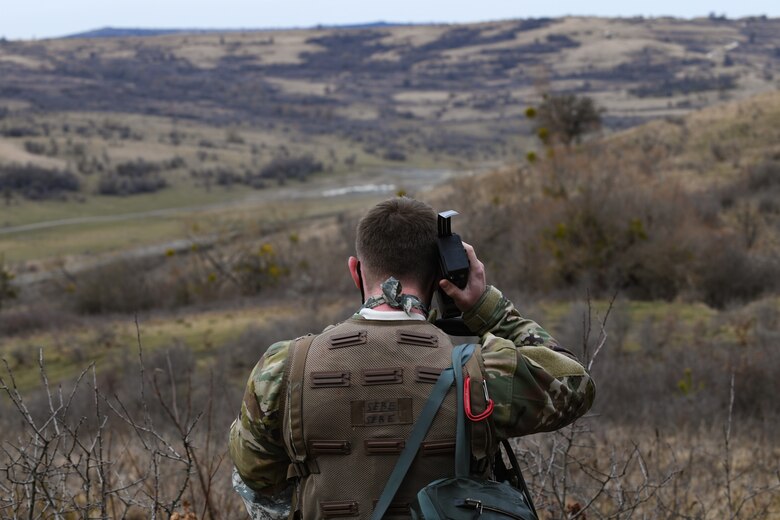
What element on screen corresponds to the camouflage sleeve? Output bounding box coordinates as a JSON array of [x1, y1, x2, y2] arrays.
[[232, 467, 292, 519], [229, 340, 293, 496], [464, 286, 595, 439]]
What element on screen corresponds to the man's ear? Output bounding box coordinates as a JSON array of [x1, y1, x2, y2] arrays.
[[348, 256, 361, 290]]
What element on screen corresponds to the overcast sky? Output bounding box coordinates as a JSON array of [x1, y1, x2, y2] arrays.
[[2, 0, 779, 40]]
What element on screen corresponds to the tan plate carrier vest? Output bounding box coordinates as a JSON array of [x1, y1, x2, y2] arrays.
[[282, 317, 496, 520]]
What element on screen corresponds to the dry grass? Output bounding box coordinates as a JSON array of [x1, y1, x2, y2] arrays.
[[516, 421, 780, 519], [1, 294, 777, 518]]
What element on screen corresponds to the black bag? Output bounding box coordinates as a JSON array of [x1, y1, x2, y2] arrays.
[[373, 344, 538, 520]]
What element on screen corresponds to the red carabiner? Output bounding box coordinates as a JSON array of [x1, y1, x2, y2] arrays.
[[464, 374, 494, 421]]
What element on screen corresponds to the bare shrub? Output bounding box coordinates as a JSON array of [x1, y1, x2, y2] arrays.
[[0, 329, 243, 519], [0, 164, 80, 200], [217, 317, 328, 373], [97, 159, 168, 196], [747, 158, 780, 191], [23, 141, 46, 155], [259, 155, 323, 184], [73, 259, 159, 314], [0, 303, 76, 336], [513, 298, 780, 519], [515, 418, 779, 519], [751, 297, 780, 348], [607, 299, 632, 352], [382, 148, 407, 161], [0, 258, 17, 311], [693, 240, 779, 308]]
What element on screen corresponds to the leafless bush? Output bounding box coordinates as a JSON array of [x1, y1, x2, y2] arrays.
[[751, 298, 780, 348], [693, 241, 779, 308], [259, 154, 323, 184], [0, 258, 17, 311], [0, 303, 77, 336], [512, 297, 779, 519], [97, 159, 168, 196], [2, 292, 779, 518], [516, 417, 779, 519], [0, 164, 80, 200], [217, 318, 315, 372], [746, 158, 780, 191], [73, 259, 160, 314], [0, 322, 242, 519]]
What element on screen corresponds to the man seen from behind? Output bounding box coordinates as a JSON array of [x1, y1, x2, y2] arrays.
[[229, 197, 595, 519]]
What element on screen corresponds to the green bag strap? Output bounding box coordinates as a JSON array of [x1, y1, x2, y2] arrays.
[[451, 343, 470, 478], [501, 439, 539, 519], [371, 343, 476, 520]]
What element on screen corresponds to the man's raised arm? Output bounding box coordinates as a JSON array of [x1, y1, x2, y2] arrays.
[[439, 244, 595, 439]]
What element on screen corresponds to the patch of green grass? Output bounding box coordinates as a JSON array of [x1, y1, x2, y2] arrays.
[[0, 181, 385, 263], [539, 297, 723, 353], [1, 218, 185, 263], [0, 304, 294, 390], [0, 183, 256, 228]]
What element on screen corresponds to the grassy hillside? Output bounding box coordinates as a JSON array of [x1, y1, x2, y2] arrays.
[[1, 16, 778, 272], [3, 16, 778, 130], [2, 87, 778, 381]]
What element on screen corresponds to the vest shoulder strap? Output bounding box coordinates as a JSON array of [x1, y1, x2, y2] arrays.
[[285, 334, 316, 466]]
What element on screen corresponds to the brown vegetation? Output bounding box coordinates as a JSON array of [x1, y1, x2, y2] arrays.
[[0, 164, 80, 200], [2, 16, 780, 181], [1, 293, 778, 518], [436, 92, 780, 309]]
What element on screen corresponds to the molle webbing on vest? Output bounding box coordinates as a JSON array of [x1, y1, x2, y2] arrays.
[[362, 367, 403, 385], [415, 366, 443, 384], [284, 318, 496, 520], [397, 330, 438, 348], [329, 331, 367, 349], [421, 439, 456, 456], [311, 371, 351, 388], [320, 501, 359, 518], [365, 439, 405, 455]]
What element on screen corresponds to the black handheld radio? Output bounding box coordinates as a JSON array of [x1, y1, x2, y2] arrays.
[[434, 211, 473, 336]]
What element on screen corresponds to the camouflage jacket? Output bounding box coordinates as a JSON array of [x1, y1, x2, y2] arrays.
[[228, 286, 595, 514]]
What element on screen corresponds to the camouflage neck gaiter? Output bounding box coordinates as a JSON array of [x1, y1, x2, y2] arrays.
[[361, 277, 429, 317]]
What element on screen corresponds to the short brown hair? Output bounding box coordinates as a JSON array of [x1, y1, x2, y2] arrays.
[[356, 197, 438, 286]]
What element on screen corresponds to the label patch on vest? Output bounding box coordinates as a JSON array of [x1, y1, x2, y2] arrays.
[[351, 398, 412, 426]]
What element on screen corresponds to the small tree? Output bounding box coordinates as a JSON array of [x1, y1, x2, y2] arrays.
[[533, 93, 603, 146]]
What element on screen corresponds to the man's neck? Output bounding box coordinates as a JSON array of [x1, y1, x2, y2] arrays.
[[358, 306, 427, 320], [362, 298, 427, 316], [360, 275, 431, 316]]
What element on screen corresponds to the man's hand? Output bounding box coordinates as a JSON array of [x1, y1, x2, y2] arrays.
[[438, 242, 486, 313]]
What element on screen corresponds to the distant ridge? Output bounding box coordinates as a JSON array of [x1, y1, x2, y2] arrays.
[[64, 21, 413, 39], [65, 27, 199, 38]]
